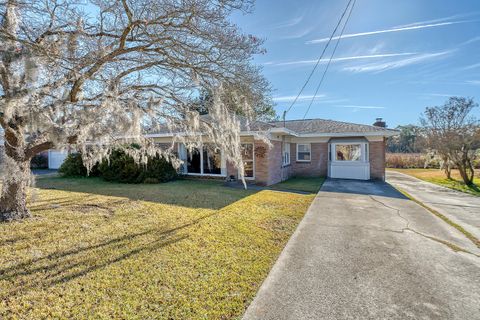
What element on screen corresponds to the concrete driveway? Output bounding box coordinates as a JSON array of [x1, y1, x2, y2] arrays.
[[387, 170, 480, 241], [243, 179, 480, 320]]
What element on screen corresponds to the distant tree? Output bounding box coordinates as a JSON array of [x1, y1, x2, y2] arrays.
[[387, 124, 426, 153], [191, 80, 275, 120], [421, 97, 480, 185], [0, 0, 271, 221]]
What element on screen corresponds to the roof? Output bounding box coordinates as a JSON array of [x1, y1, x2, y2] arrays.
[[146, 114, 274, 135], [148, 115, 397, 137], [270, 119, 398, 135]]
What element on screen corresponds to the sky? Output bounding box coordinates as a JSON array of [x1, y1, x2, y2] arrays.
[[232, 0, 480, 127]]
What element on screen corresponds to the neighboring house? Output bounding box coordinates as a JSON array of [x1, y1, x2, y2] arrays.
[[0, 128, 66, 169], [147, 117, 398, 185]]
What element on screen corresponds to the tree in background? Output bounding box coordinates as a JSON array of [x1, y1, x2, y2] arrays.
[[387, 124, 426, 153], [0, 0, 272, 221], [421, 97, 479, 185]]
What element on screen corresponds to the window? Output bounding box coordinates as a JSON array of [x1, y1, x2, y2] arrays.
[[187, 148, 201, 173], [203, 145, 222, 174], [283, 143, 291, 166], [335, 144, 361, 161], [296, 143, 311, 162], [179, 143, 225, 175], [241, 143, 254, 178]]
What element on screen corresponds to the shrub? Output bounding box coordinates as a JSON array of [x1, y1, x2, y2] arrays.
[[30, 153, 48, 169], [386, 153, 438, 169], [59, 149, 177, 183], [59, 153, 96, 177], [98, 149, 177, 184]]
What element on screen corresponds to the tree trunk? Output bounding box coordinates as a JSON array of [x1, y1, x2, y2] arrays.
[[0, 128, 32, 222], [442, 156, 452, 179], [457, 162, 474, 186], [0, 158, 31, 221], [444, 166, 452, 179]]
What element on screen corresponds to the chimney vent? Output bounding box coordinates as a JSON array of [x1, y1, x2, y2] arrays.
[[373, 118, 386, 127]]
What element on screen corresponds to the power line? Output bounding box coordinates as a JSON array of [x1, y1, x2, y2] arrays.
[[302, 0, 356, 120], [285, 0, 354, 115]]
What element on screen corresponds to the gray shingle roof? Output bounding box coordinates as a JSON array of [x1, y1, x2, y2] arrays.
[[149, 115, 397, 136], [148, 114, 274, 134], [270, 118, 397, 134]]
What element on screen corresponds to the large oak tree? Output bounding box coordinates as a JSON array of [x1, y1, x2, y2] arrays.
[[0, 0, 272, 221]]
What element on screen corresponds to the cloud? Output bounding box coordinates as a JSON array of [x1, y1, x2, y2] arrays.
[[272, 94, 326, 103], [270, 15, 304, 29], [334, 105, 385, 109], [342, 51, 452, 73], [266, 52, 417, 67], [461, 62, 480, 70], [278, 26, 316, 40], [424, 93, 456, 97], [466, 80, 480, 85], [272, 95, 348, 105], [460, 36, 480, 46], [306, 20, 471, 44], [394, 12, 480, 28]]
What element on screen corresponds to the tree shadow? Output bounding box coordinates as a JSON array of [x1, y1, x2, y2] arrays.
[[0, 212, 216, 296], [34, 177, 258, 210]]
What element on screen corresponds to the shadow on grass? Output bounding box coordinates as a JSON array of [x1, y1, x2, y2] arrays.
[[0, 212, 217, 295], [34, 177, 257, 210]]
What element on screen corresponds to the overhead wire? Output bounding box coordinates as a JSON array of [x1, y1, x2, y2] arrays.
[[302, 0, 356, 120], [284, 0, 355, 115]]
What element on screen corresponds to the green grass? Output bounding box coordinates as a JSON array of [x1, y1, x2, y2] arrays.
[[396, 187, 480, 250], [388, 168, 480, 196], [0, 178, 315, 319], [270, 176, 325, 194]]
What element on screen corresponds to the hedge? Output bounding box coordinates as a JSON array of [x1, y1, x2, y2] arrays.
[[59, 150, 177, 184]]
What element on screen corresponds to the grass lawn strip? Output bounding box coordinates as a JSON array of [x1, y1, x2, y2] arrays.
[[396, 187, 480, 250], [388, 168, 480, 196], [270, 176, 325, 194], [0, 178, 316, 319]]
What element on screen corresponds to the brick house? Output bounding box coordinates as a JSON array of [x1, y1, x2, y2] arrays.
[[147, 117, 398, 185]]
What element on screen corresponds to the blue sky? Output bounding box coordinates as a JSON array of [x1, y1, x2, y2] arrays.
[[232, 0, 480, 127]]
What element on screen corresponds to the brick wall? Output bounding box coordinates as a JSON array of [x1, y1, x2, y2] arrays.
[[369, 139, 386, 180], [290, 142, 328, 177], [254, 140, 270, 185]]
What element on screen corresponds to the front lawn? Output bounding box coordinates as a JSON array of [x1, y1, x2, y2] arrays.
[[0, 178, 315, 319], [388, 168, 480, 196], [270, 176, 325, 194]]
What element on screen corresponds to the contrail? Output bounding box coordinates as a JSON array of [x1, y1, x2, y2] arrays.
[[307, 20, 470, 44]]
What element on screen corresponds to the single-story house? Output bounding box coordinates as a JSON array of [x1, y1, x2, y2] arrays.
[[147, 117, 398, 185]]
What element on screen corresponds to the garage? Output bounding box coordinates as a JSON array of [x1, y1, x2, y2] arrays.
[[328, 138, 370, 180], [48, 150, 69, 169]]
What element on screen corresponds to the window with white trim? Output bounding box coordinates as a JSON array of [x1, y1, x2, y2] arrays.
[[241, 143, 254, 178], [283, 143, 291, 166], [335, 144, 361, 161], [296, 143, 311, 162], [178, 143, 225, 175]]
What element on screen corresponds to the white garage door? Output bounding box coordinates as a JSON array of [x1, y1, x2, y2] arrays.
[[328, 140, 370, 180], [48, 150, 68, 169]]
